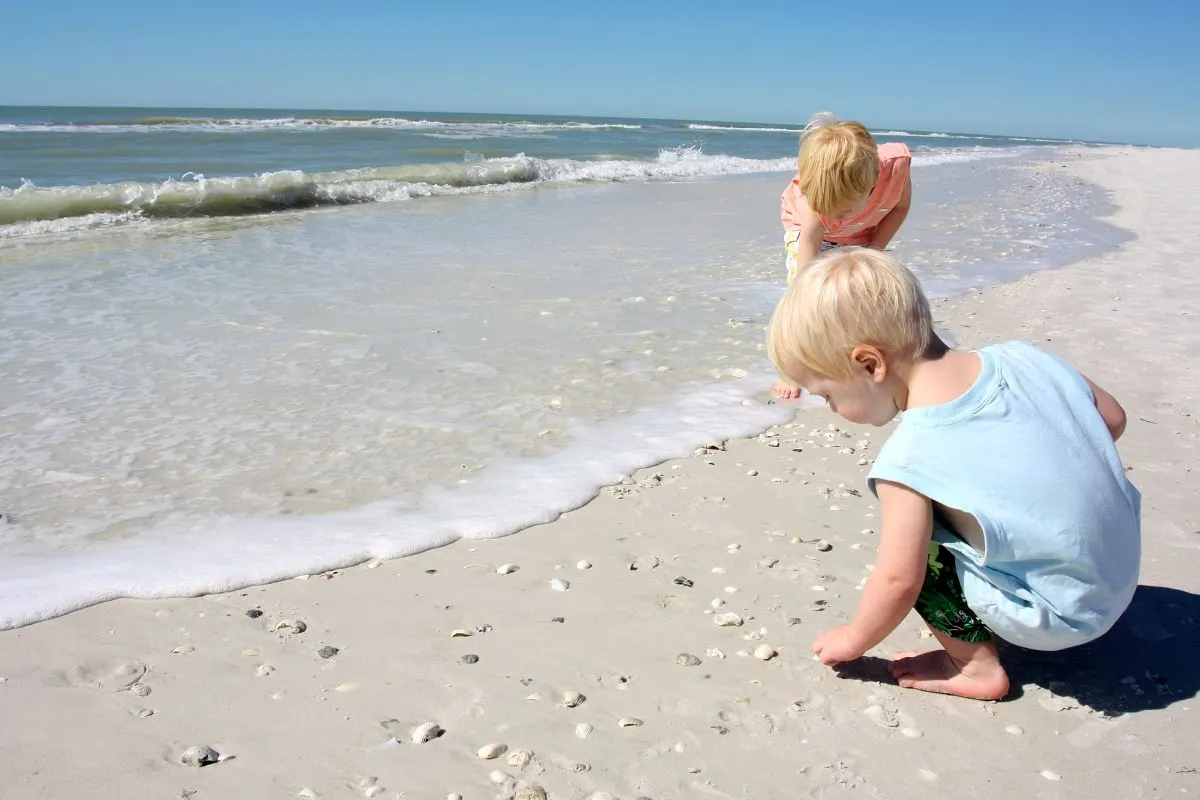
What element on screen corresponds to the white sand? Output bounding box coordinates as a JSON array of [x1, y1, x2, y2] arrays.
[[2, 146, 1198, 800]]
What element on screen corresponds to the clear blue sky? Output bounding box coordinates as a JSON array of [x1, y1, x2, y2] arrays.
[[2, 0, 1196, 146]]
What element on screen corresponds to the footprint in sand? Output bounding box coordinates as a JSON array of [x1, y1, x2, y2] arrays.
[[863, 696, 919, 734], [67, 660, 149, 693]]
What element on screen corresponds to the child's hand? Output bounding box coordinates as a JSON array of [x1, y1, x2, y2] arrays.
[[812, 625, 865, 665]]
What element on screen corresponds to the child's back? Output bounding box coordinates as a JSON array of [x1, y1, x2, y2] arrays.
[[868, 340, 1141, 649]]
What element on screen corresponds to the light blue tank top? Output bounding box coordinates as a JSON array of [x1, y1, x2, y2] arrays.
[[868, 341, 1141, 651]]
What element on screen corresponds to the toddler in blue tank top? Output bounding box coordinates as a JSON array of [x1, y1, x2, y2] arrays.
[[766, 247, 1140, 700]]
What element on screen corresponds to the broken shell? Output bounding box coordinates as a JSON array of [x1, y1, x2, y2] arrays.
[[514, 786, 548, 800], [255, 664, 276, 677], [449, 629, 473, 638], [496, 564, 519, 575], [171, 645, 195, 655], [298, 789, 321, 799], [713, 612, 744, 627], [477, 743, 508, 760], [754, 645, 778, 661], [273, 619, 308, 634], [549, 578, 570, 591], [628, 555, 661, 571], [675, 653, 702, 666], [180, 745, 220, 768], [507, 749, 534, 769], [618, 717, 644, 728], [411, 722, 444, 743], [575, 722, 594, 738], [562, 691, 586, 708]]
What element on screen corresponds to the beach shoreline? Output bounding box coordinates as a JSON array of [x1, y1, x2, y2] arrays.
[[1, 145, 1197, 800]]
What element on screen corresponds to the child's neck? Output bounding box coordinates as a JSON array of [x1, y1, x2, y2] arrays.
[[895, 343, 983, 412]]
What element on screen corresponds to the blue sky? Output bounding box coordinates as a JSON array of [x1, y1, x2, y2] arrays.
[[1, 0, 1196, 146]]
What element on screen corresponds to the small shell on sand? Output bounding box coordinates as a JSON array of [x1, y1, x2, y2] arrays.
[[477, 743, 508, 760], [130, 684, 152, 697], [488, 770, 510, 785], [754, 645, 778, 661], [255, 664, 276, 677], [171, 645, 195, 655], [549, 578, 571, 591], [298, 789, 321, 799], [576, 560, 593, 570], [274, 619, 308, 634], [618, 717, 644, 728], [727, 543, 741, 552], [562, 691, 587, 708], [450, 629, 473, 638], [1006, 725, 1025, 735], [514, 786, 548, 800], [507, 749, 534, 769], [1041, 770, 1062, 781], [713, 612, 744, 627], [496, 564, 519, 575], [706, 648, 727, 659], [711, 598, 726, 608], [815, 540, 833, 552], [411, 722, 444, 743], [332, 682, 359, 692], [180, 745, 220, 768], [317, 646, 339, 659], [447, 795, 464, 800], [675, 653, 702, 666], [575, 722, 594, 738]]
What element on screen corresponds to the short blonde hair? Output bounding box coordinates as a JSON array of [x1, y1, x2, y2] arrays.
[[767, 247, 935, 381], [797, 117, 880, 217]]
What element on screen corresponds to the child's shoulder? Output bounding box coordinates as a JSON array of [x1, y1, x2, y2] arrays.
[[877, 142, 911, 163]]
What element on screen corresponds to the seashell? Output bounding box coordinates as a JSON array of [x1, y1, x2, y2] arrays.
[[550, 754, 591, 773], [575, 722, 594, 738], [549, 578, 570, 591], [724, 586, 738, 594], [507, 749, 534, 769], [675, 653, 702, 666], [332, 682, 358, 692], [411, 722, 444, 743], [365, 558, 384, 569], [727, 543, 741, 552], [297, 789, 321, 799], [130, 684, 152, 697], [496, 564, 519, 575], [180, 745, 220, 767], [449, 629, 473, 638], [713, 612, 744, 627], [245, 609, 263, 618], [241, 648, 261, 657], [477, 743, 508, 760], [171, 645, 195, 655], [317, 646, 339, 659], [815, 540, 833, 552], [274, 619, 307, 634], [754, 645, 778, 661], [447, 795, 463, 800], [526, 692, 543, 701], [129, 706, 154, 718], [576, 560, 592, 570], [255, 664, 276, 677], [364, 788, 383, 799], [562, 691, 586, 708], [459, 654, 480, 665], [711, 598, 725, 608], [488, 770, 510, 784], [705, 648, 726, 659], [514, 786, 548, 800], [628, 555, 661, 571], [618, 717, 644, 728]]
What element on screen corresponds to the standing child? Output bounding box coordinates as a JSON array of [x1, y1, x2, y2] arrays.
[[766, 247, 1141, 700], [775, 113, 913, 399]]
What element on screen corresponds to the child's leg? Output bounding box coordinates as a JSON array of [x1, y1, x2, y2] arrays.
[[888, 544, 1010, 700]]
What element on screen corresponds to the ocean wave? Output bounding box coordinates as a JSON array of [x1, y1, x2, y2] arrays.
[[0, 149, 794, 230], [0, 116, 646, 135], [686, 123, 805, 134], [0, 145, 1032, 234]]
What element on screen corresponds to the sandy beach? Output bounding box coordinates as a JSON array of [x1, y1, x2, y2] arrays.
[[2, 145, 1197, 800]]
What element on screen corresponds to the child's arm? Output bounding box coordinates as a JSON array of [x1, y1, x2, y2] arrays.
[[812, 480, 932, 664], [868, 175, 912, 251], [1083, 375, 1127, 441], [790, 203, 827, 270]]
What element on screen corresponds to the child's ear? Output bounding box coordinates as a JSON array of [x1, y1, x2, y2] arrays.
[[851, 346, 888, 382]]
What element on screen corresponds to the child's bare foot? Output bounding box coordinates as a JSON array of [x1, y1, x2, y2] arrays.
[[889, 641, 1010, 701], [772, 380, 801, 400]]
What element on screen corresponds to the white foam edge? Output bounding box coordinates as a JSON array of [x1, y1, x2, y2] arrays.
[[0, 372, 801, 629]]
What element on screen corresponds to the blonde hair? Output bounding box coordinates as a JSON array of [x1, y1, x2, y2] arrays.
[[796, 113, 880, 217], [767, 247, 935, 381]]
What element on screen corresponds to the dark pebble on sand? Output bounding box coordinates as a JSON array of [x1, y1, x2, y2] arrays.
[[551, 617, 565, 623], [318, 646, 339, 659], [460, 654, 480, 665], [245, 609, 263, 619], [425, 569, 438, 574]]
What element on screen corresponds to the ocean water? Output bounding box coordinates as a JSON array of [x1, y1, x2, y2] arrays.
[[0, 107, 1130, 628]]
